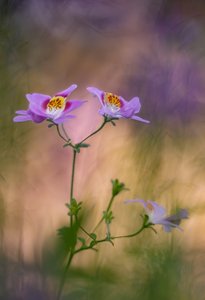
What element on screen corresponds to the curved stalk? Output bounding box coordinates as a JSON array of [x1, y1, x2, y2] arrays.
[[74, 224, 149, 255], [92, 194, 115, 233], [79, 118, 107, 144]]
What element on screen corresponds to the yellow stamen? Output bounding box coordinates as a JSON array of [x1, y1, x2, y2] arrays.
[[146, 202, 154, 211], [104, 92, 121, 108], [47, 96, 65, 111]]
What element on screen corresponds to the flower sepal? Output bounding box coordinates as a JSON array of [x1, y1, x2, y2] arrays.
[[74, 143, 90, 153], [66, 198, 82, 217], [103, 210, 114, 225], [63, 142, 72, 148], [111, 179, 128, 197], [143, 214, 150, 226], [47, 123, 56, 128]]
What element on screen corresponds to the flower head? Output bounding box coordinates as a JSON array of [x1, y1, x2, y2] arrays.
[[13, 84, 86, 124], [87, 86, 150, 123], [126, 199, 188, 232]]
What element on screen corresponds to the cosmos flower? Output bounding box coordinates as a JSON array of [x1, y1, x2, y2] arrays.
[[126, 199, 188, 232], [13, 84, 86, 124], [87, 86, 150, 123]]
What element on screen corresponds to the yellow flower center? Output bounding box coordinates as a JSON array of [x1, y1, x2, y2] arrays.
[[47, 96, 66, 112], [104, 92, 122, 109]]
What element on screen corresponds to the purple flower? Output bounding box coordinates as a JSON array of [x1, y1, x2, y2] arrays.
[[126, 199, 188, 232], [13, 84, 86, 124], [87, 86, 150, 123]]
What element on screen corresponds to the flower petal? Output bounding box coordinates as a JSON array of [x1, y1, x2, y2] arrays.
[[131, 115, 150, 123], [15, 110, 29, 115], [160, 220, 182, 232], [99, 106, 122, 118], [147, 200, 166, 219], [55, 84, 77, 97], [26, 93, 50, 104], [165, 209, 189, 225], [28, 110, 46, 123], [53, 114, 76, 124], [87, 87, 104, 105], [13, 115, 32, 122], [120, 97, 141, 118], [63, 100, 87, 113], [13, 109, 46, 123], [125, 199, 147, 207], [128, 97, 141, 113], [26, 93, 50, 116]]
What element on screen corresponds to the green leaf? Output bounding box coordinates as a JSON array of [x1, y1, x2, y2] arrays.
[[78, 237, 86, 246], [57, 224, 78, 251], [89, 240, 96, 248], [90, 233, 97, 240], [75, 143, 90, 153], [78, 143, 90, 148], [75, 147, 81, 153]]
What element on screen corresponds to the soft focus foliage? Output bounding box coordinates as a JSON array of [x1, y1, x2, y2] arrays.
[[1, 0, 205, 299]]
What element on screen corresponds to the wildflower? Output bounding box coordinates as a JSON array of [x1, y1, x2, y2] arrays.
[[13, 84, 85, 124], [125, 199, 188, 232], [87, 86, 150, 123]]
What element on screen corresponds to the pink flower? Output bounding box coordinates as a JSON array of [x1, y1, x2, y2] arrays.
[[87, 86, 150, 123], [13, 84, 86, 124], [126, 199, 188, 232]]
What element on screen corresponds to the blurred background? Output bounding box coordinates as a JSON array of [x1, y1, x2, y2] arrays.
[[0, 0, 205, 299]]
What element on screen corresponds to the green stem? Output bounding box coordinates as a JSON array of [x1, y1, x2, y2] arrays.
[[112, 225, 146, 240], [70, 149, 77, 226], [106, 223, 111, 240], [55, 124, 75, 149], [74, 224, 149, 255], [56, 251, 74, 300], [106, 195, 115, 212], [79, 118, 108, 144], [92, 195, 115, 233], [79, 225, 94, 239], [56, 124, 68, 142], [61, 123, 70, 141], [96, 225, 146, 244]]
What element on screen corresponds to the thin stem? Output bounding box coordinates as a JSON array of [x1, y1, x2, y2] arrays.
[[70, 150, 77, 201], [61, 123, 70, 141], [106, 223, 111, 240], [79, 225, 94, 239], [92, 195, 115, 233], [70, 149, 77, 226], [96, 225, 146, 244], [56, 124, 68, 142], [74, 224, 149, 255], [112, 225, 146, 240], [55, 124, 75, 149], [79, 118, 107, 144], [56, 251, 74, 300], [106, 195, 115, 212]]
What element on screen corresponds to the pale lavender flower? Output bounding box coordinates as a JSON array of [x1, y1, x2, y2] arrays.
[[13, 84, 86, 124], [126, 199, 188, 232], [87, 86, 150, 123]]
